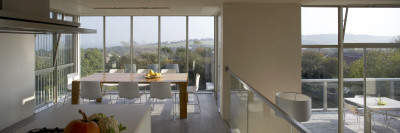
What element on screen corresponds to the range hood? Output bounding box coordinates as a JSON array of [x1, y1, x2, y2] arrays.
[[0, 10, 96, 34]]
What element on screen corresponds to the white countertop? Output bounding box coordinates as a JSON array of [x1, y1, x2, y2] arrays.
[[16, 104, 151, 133]]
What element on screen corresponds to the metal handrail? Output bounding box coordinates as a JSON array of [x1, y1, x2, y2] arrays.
[[225, 66, 312, 133]]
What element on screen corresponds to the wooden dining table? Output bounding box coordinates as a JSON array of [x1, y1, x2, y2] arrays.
[[71, 73, 188, 119]]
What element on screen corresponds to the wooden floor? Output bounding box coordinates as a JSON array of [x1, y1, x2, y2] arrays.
[[149, 94, 230, 133], [1, 93, 231, 133], [303, 111, 400, 133]]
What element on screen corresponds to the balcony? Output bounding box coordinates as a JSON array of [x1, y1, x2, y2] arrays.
[[302, 78, 400, 132]]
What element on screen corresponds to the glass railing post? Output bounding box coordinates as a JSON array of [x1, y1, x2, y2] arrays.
[[323, 81, 328, 111], [390, 81, 395, 99]]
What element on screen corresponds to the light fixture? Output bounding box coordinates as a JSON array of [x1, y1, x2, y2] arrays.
[[276, 92, 311, 132]]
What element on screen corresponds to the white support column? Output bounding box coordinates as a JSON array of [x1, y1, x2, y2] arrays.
[[214, 15, 218, 99], [338, 6, 344, 133], [186, 16, 189, 73], [103, 16, 106, 73], [130, 16, 133, 73], [158, 16, 161, 72], [75, 16, 81, 75]]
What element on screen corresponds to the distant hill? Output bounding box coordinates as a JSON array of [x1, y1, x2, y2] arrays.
[[302, 34, 398, 44], [102, 38, 215, 55]]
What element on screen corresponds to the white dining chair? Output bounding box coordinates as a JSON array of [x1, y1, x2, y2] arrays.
[[124, 64, 137, 73], [161, 69, 176, 74], [147, 64, 159, 72], [80, 81, 102, 104], [137, 69, 151, 74], [161, 69, 177, 91], [63, 73, 79, 105], [166, 64, 179, 73], [109, 69, 124, 73], [187, 73, 201, 113], [150, 82, 177, 120], [103, 69, 124, 102], [137, 69, 152, 103], [118, 82, 141, 104]]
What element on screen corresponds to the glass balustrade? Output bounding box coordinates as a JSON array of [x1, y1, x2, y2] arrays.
[[227, 67, 310, 133]]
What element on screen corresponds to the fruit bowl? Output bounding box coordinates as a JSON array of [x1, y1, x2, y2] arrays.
[[145, 70, 162, 79], [145, 75, 161, 79]]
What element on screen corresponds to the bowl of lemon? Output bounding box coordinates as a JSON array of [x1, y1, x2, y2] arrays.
[[145, 70, 162, 79]]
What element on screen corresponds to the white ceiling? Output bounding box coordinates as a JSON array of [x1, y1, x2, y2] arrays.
[[50, 0, 400, 16]]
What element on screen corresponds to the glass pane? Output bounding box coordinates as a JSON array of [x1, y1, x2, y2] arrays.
[[344, 8, 400, 43], [229, 75, 248, 133], [132, 16, 158, 72], [160, 16, 186, 73], [35, 34, 53, 70], [301, 48, 338, 132], [188, 16, 215, 90], [343, 48, 364, 132], [105, 16, 131, 73], [57, 34, 73, 65], [365, 48, 400, 132], [80, 16, 104, 77], [57, 66, 73, 97], [248, 92, 296, 133], [64, 15, 73, 22], [302, 7, 338, 45]]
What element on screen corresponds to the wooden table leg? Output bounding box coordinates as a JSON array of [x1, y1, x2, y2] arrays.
[[96, 83, 103, 103], [71, 81, 80, 104], [179, 82, 188, 118]]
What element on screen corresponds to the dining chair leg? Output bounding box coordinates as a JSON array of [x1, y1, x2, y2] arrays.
[[173, 95, 176, 122], [195, 92, 201, 113], [110, 90, 113, 104], [63, 92, 69, 105], [128, 99, 133, 104], [145, 87, 148, 104], [152, 98, 155, 111]]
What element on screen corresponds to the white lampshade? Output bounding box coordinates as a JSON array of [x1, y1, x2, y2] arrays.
[[275, 92, 312, 122]]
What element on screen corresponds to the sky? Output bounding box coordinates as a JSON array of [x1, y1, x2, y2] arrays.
[[80, 8, 400, 48], [302, 7, 400, 36], [80, 16, 215, 48]]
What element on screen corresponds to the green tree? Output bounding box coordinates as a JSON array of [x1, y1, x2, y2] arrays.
[[193, 40, 201, 45], [81, 48, 103, 77]]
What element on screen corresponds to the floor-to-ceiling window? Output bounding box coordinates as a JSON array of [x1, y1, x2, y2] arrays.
[[35, 13, 76, 111], [105, 16, 131, 73], [188, 16, 215, 89], [160, 16, 187, 73], [79, 15, 216, 90], [132, 16, 159, 72], [301, 7, 400, 133], [301, 7, 339, 133], [80, 16, 104, 77]]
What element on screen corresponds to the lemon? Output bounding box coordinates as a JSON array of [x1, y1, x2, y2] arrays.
[[146, 73, 150, 77]]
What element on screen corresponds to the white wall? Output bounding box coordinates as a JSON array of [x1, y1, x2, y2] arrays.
[[0, 34, 35, 130], [221, 2, 301, 119]]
